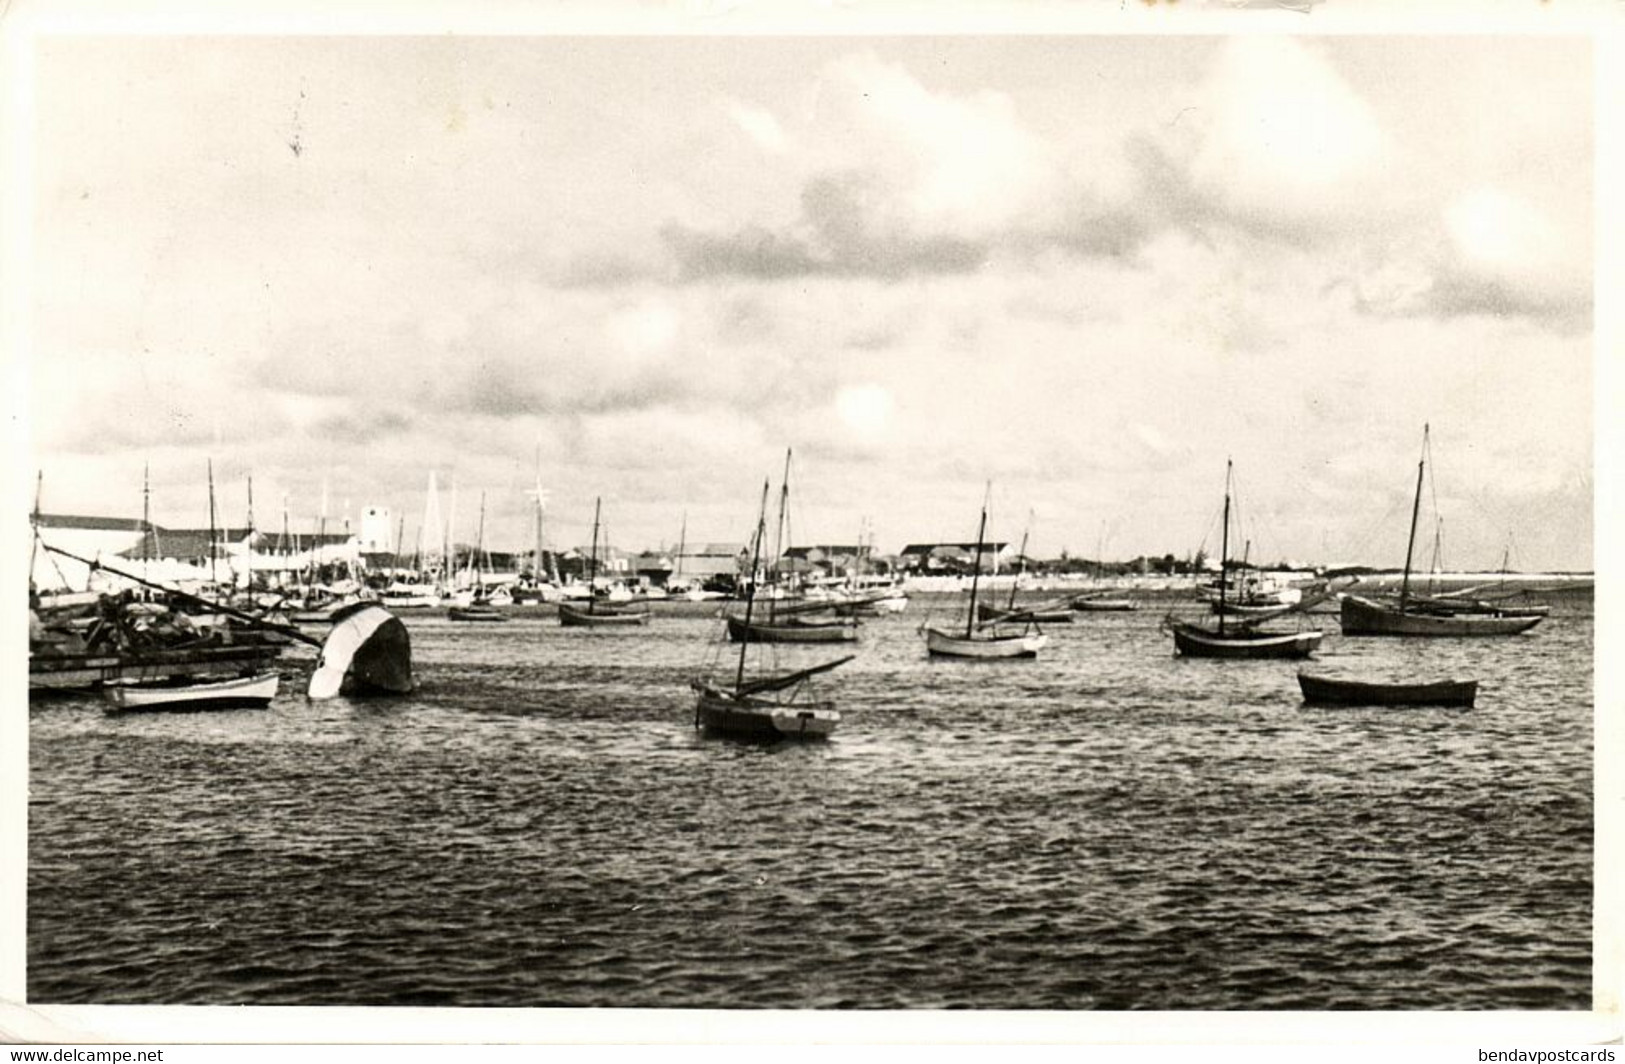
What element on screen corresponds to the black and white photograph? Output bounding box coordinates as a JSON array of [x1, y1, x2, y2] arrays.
[[3, 0, 1616, 1047]]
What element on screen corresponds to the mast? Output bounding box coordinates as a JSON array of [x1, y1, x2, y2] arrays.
[[245, 475, 256, 605], [771, 448, 792, 618], [475, 492, 487, 594], [207, 458, 219, 588], [736, 479, 771, 691], [28, 470, 43, 590], [1218, 460, 1232, 636], [1007, 520, 1031, 611], [141, 463, 153, 572], [588, 497, 601, 612], [966, 482, 990, 639], [676, 512, 687, 582], [1399, 424, 1428, 613]]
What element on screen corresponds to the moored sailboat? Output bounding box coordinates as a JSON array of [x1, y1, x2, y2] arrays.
[[1339, 426, 1545, 637], [1163, 461, 1323, 660], [922, 486, 1047, 660], [558, 498, 649, 627], [692, 480, 851, 741]]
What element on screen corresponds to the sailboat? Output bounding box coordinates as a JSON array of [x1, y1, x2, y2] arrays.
[[1163, 461, 1323, 659], [449, 493, 507, 622], [1339, 426, 1545, 637], [922, 486, 1047, 659], [1072, 520, 1137, 612], [975, 519, 1072, 624], [558, 498, 649, 627], [691, 480, 851, 740], [725, 450, 859, 644]]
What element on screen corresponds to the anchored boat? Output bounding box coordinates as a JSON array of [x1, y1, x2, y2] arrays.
[[1297, 673, 1478, 708], [103, 671, 279, 711], [922, 484, 1047, 660]]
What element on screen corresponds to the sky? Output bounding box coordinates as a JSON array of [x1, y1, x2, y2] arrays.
[[22, 32, 1595, 569]]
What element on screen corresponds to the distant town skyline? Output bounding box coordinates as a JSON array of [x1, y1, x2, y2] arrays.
[[23, 33, 1593, 571]]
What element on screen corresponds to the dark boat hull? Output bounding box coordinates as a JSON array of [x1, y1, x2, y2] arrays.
[[1339, 595, 1544, 636], [1168, 620, 1322, 659], [693, 689, 839, 741], [976, 603, 1072, 624], [725, 615, 858, 644], [1298, 673, 1477, 707], [559, 603, 649, 627], [447, 607, 507, 622]]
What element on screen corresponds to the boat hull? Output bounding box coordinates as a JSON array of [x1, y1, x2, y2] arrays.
[[693, 689, 839, 741], [1072, 597, 1136, 612], [103, 671, 279, 711], [1168, 620, 1322, 659], [976, 603, 1072, 624], [1339, 595, 1544, 637], [308, 604, 414, 699], [447, 606, 507, 622], [1298, 673, 1477, 707], [558, 603, 649, 627], [29, 643, 283, 691], [924, 626, 1047, 659], [725, 616, 858, 644]]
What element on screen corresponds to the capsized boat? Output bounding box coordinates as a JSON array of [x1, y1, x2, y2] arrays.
[[692, 478, 851, 741], [1166, 460, 1322, 660], [922, 485, 1048, 660], [103, 671, 279, 711], [307, 602, 413, 698], [1340, 426, 1545, 638], [1297, 672, 1477, 708]]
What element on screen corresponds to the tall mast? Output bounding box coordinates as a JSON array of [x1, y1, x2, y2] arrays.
[[1399, 424, 1428, 613], [29, 470, 44, 588], [1219, 460, 1232, 636], [771, 448, 792, 616], [245, 475, 256, 603], [676, 511, 687, 581], [1007, 519, 1031, 611], [141, 463, 153, 568], [394, 514, 406, 572], [966, 482, 990, 639], [736, 479, 771, 691], [588, 497, 601, 612], [475, 492, 487, 592], [207, 458, 219, 588]]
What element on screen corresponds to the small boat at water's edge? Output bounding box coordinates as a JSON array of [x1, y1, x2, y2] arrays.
[[1298, 672, 1477, 707], [104, 671, 279, 711]]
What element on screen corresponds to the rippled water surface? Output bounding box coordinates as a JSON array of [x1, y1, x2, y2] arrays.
[[28, 596, 1594, 1008]]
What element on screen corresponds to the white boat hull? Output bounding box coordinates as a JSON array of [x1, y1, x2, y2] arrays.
[[924, 626, 1047, 659], [103, 671, 279, 711]]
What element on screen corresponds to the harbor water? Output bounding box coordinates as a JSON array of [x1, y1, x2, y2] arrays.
[[27, 596, 1594, 1009]]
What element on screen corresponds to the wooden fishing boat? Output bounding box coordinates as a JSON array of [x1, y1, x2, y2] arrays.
[[1166, 619, 1321, 659], [1297, 672, 1478, 708], [103, 671, 279, 711], [1167, 461, 1322, 660], [447, 604, 507, 622], [725, 613, 857, 643], [922, 485, 1047, 660], [1340, 593, 1542, 636], [1072, 594, 1137, 612], [1340, 426, 1546, 638], [559, 601, 648, 626], [976, 601, 1073, 624], [559, 498, 651, 628], [692, 478, 851, 742]]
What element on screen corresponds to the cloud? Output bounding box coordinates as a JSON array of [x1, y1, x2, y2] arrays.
[[665, 53, 1133, 280], [1132, 37, 1396, 245]]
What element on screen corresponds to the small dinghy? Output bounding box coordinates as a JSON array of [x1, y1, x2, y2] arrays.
[[1298, 673, 1478, 708], [447, 605, 507, 622], [104, 671, 279, 711]]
